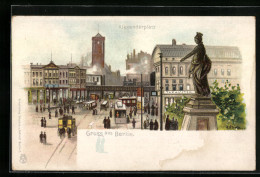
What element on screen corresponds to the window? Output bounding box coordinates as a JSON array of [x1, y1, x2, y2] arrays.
[[132, 100, 136, 103], [49, 80, 51, 84], [36, 72, 38, 77], [127, 100, 130, 103], [97, 77, 99, 82], [63, 72, 65, 77], [33, 79, 35, 86], [165, 67, 168, 74], [166, 79, 168, 84], [63, 80, 65, 84], [180, 66, 183, 75], [40, 72, 42, 77], [187, 84, 190, 90], [60, 72, 62, 76], [179, 84, 183, 91], [36, 79, 38, 86], [66, 80, 67, 84], [60, 80, 62, 84], [172, 79, 176, 84], [40, 79, 42, 85], [221, 69, 224, 76], [165, 85, 169, 91], [45, 71, 47, 77], [179, 79, 183, 83], [49, 72, 51, 77], [172, 84, 176, 91], [227, 69, 231, 76], [66, 72, 67, 77], [214, 69, 217, 76], [172, 67, 176, 75], [33, 72, 35, 77]]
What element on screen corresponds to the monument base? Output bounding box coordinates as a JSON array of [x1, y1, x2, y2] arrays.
[[181, 95, 219, 130]]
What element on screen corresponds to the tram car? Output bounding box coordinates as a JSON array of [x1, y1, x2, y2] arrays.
[[114, 100, 127, 124], [58, 115, 77, 138], [100, 100, 109, 111], [83, 100, 97, 110], [119, 96, 137, 107]]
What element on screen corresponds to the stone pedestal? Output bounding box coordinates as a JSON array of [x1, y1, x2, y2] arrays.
[[181, 95, 219, 130]]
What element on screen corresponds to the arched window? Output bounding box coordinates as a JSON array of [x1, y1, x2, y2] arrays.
[[180, 66, 183, 75], [172, 67, 176, 75]]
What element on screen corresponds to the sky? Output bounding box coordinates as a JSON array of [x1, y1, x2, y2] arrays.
[[12, 16, 255, 75]]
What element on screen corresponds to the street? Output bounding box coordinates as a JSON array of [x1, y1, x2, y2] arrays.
[[22, 100, 160, 170]]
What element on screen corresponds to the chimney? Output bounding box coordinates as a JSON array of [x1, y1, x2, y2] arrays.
[[30, 63, 33, 65], [133, 49, 136, 59], [172, 39, 176, 45]]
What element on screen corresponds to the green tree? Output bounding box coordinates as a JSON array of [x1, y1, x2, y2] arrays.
[[210, 80, 246, 130]]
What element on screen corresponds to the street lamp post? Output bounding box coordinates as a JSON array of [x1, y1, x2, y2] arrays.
[[159, 53, 163, 131]]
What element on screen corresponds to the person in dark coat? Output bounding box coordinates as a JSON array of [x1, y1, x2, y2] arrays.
[[175, 119, 179, 130], [49, 111, 51, 119], [72, 105, 75, 114], [165, 116, 170, 130], [109, 109, 112, 118], [134, 106, 137, 116], [129, 111, 132, 119], [144, 106, 147, 113], [43, 132, 47, 144], [40, 131, 43, 143], [48, 104, 50, 112], [43, 117, 46, 128], [151, 104, 155, 116], [107, 117, 111, 129], [103, 117, 107, 129], [154, 120, 159, 130], [67, 128, 71, 138], [132, 118, 136, 129], [41, 117, 43, 127], [148, 103, 150, 114], [43, 104, 46, 112], [150, 119, 154, 130], [55, 109, 58, 117], [155, 104, 158, 116], [92, 109, 95, 115], [36, 105, 38, 112]]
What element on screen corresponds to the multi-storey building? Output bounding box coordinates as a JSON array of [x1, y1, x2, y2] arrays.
[[86, 74, 104, 86], [152, 39, 242, 110]]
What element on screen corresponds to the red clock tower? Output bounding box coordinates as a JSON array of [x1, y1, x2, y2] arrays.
[[92, 33, 105, 68]]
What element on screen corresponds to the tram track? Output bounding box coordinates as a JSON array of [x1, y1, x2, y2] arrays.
[[44, 112, 89, 169]]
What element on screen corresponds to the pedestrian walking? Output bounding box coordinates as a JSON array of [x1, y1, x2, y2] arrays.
[[148, 103, 150, 114], [72, 105, 75, 114], [103, 117, 107, 129], [129, 111, 132, 119], [49, 111, 51, 119], [40, 131, 43, 143], [151, 104, 155, 116], [55, 109, 58, 117], [154, 119, 159, 130], [43, 117, 46, 128], [36, 105, 38, 112], [132, 118, 136, 129], [109, 109, 112, 118], [43, 104, 46, 112], [134, 106, 137, 116], [144, 120, 147, 129], [107, 117, 111, 129], [165, 115, 170, 130], [155, 104, 158, 116], [43, 132, 47, 144], [41, 117, 43, 127], [150, 119, 154, 130]]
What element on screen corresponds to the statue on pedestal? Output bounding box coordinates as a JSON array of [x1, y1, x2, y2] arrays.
[[180, 32, 211, 97]]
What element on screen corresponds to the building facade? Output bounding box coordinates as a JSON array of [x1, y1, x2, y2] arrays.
[[92, 33, 105, 68], [152, 39, 242, 111]]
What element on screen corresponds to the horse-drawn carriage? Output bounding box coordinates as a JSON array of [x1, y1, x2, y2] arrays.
[[58, 115, 77, 138], [83, 100, 97, 110]]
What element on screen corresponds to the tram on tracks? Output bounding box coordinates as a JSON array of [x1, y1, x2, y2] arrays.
[[58, 115, 77, 138], [100, 100, 109, 111], [83, 100, 97, 110], [114, 100, 127, 124], [118, 96, 137, 107]]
